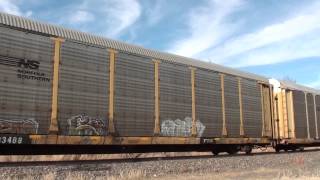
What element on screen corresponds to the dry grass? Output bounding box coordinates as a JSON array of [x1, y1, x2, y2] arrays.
[[3, 167, 320, 180], [2, 169, 148, 180], [130, 167, 320, 180]]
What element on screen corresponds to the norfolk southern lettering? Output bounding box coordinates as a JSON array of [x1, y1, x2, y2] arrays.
[[0, 55, 50, 82], [17, 69, 50, 82]]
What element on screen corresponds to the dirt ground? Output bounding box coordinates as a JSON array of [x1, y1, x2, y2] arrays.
[[1, 149, 320, 180]]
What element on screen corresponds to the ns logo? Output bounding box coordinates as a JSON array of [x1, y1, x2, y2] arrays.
[[18, 59, 40, 70]]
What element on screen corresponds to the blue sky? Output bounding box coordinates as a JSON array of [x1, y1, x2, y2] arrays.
[[1, 0, 320, 88]]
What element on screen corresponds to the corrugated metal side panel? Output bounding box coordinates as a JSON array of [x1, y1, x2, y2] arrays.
[[316, 95, 320, 137], [224, 75, 240, 137], [195, 69, 222, 137], [0, 26, 53, 134], [0, 12, 270, 83], [293, 90, 308, 138], [58, 41, 109, 136], [242, 79, 262, 137], [307, 93, 316, 138], [114, 52, 154, 136], [159, 62, 193, 137]]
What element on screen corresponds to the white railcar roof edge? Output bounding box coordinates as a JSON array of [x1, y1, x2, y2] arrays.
[[280, 80, 320, 95]]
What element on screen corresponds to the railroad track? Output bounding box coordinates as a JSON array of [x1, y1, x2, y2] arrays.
[[0, 148, 319, 168]]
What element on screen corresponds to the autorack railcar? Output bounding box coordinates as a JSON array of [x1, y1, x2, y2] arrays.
[[270, 80, 320, 152], [0, 12, 319, 155]]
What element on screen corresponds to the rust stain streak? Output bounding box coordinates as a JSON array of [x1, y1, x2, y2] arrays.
[[220, 74, 227, 136], [260, 84, 265, 137], [314, 94, 319, 139], [108, 49, 117, 135], [238, 78, 244, 136], [153, 60, 161, 135], [305, 92, 310, 139], [190, 67, 197, 137]]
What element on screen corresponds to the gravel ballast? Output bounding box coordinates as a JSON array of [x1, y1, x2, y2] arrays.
[[1, 150, 320, 179]]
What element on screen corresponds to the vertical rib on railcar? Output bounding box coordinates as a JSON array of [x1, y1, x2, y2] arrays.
[[316, 95, 320, 139]]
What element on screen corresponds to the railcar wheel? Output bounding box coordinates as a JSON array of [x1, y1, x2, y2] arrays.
[[241, 145, 252, 155], [245, 147, 252, 155], [290, 146, 298, 152], [227, 150, 237, 155], [227, 147, 238, 155], [299, 147, 304, 151], [275, 146, 281, 153], [212, 150, 219, 156]]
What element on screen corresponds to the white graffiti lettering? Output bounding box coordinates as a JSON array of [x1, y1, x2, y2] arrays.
[[0, 118, 39, 134], [160, 117, 205, 137], [67, 114, 106, 135]]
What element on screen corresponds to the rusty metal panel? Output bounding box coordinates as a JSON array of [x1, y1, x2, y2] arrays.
[[307, 93, 316, 138], [292, 90, 308, 138], [0, 26, 53, 134], [195, 69, 222, 137], [58, 40, 109, 136], [159, 62, 194, 137], [114, 52, 154, 136], [224, 75, 240, 137], [241, 79, 262, 137], [316, 95, 320, 137]]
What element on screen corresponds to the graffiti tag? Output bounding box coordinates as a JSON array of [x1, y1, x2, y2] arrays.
[[67, 114, 106, 135], [160, 117, 205, 137]]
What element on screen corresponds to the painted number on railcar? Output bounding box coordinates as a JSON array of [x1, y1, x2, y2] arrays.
[[0, 135, 29, 144], [201, 138, 215, 144]]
